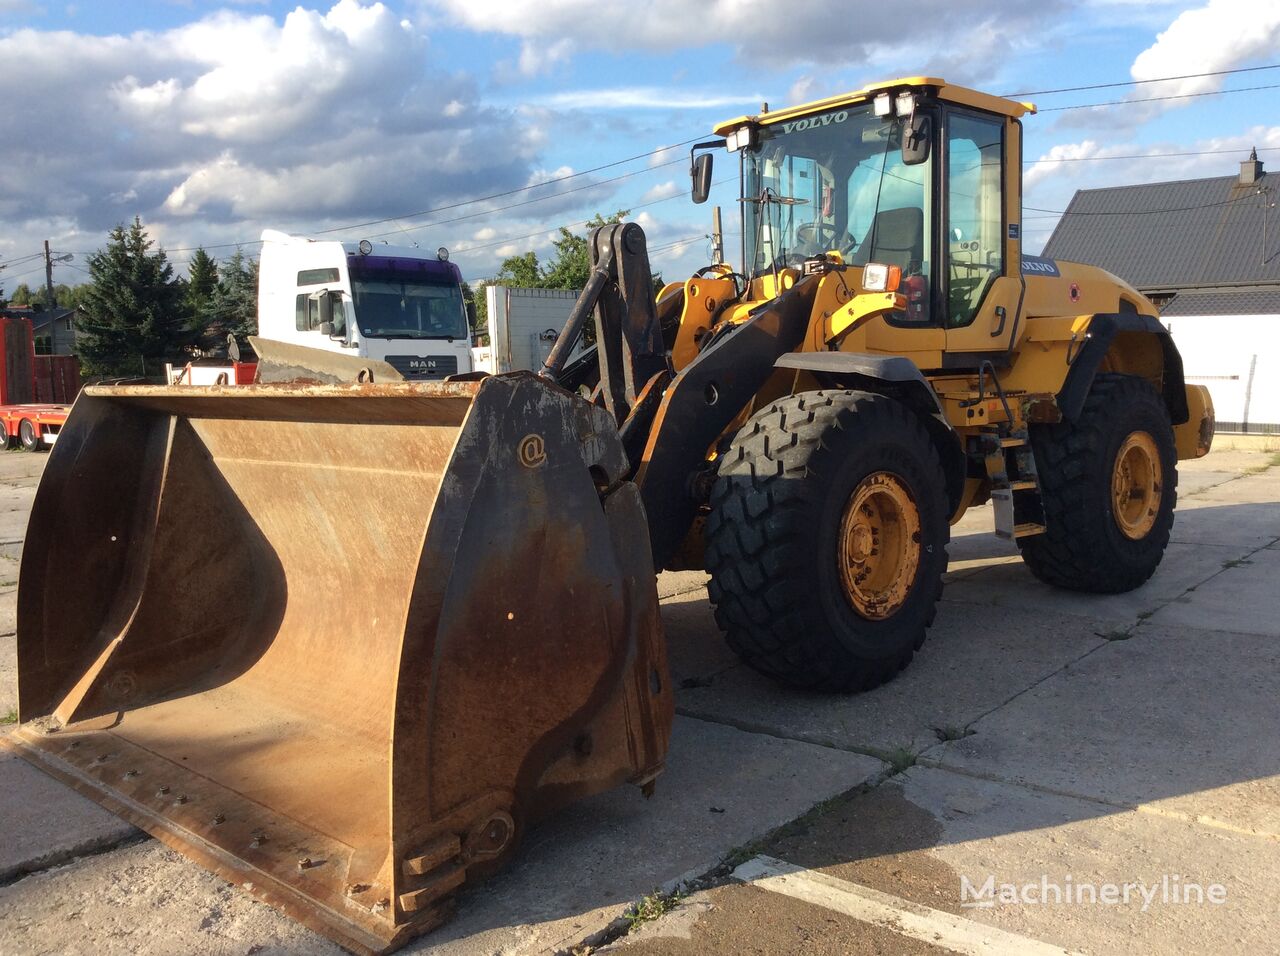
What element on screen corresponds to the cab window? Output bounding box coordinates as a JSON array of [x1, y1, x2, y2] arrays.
[[945, 113, 1004, 328]]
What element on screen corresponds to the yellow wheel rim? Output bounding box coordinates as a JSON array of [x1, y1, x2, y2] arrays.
[[1111, 431, 1163, 540], [837, 472, 922, 620]]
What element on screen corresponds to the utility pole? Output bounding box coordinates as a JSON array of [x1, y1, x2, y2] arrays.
[[44, 240, 58, 355], [711, 206, 724, 265]]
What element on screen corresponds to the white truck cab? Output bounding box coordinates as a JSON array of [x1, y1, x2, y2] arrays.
[[258, 230, 474, 380]]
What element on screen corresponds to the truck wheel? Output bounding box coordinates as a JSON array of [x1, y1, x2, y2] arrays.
[[1019, 373, 1177, 593], [705, 391, 949, 692], [18, 419, 43, 452]]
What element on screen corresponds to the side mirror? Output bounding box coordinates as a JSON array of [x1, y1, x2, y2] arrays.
[[317, 289, 334, 329], [691, 153, 713, 204], [465, 299, 477, 330], [902, 114, 932, 166]]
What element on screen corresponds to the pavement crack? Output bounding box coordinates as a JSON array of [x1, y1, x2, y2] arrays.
[[916, 759, 1280, 844], [673, 709, 894, 766], [0, 830, 150, 888]]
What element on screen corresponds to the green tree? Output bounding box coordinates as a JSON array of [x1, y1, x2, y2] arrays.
[[196, 248, 258, 351], [472, 212, 634, 336], [9, 283, 35, 308], [60, 283, 93, 312], [185, 248, 219, 324], [76, 217, 189, 377], [540, 211, 629, 290], [22, 283, 83, 311]]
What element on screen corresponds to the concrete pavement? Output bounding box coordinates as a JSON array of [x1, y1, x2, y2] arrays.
[[1, 446, 1278, 955]]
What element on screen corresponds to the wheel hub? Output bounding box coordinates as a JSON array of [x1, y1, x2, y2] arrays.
[[1111, 430, 1162, 540], [837, 472, 922, 620]]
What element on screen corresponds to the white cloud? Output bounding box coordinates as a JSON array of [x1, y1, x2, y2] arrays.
[[787, 76, 817, 106], [429, 0, 1066, 73], [0, 2, 538, 264], [640, 181, 679, 203], [534, 86, 764, 111], [1128, 0, 1280, 113]]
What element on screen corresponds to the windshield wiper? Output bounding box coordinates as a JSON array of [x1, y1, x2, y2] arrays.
[[364, 329, 460, 341], [741, 192, 810, 206]]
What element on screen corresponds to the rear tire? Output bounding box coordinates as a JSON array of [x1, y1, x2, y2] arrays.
[[1019, 373, 1177, 593], [18, 419, 42, 452], [705, 391, 949, 692]]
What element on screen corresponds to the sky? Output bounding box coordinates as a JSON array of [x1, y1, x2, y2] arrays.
[[1, 0, 1278, 294]]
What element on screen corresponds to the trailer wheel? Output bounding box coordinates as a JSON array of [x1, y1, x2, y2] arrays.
[[18, 419, 43, 452], [705, 390, 949, 692], [1019, 373, 1177, 593]]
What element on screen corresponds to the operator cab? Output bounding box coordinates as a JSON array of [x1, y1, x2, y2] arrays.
[[698, 79, 1034, 352]]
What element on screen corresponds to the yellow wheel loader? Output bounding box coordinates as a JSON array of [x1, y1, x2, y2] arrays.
[[6, 77, 1214, 952]]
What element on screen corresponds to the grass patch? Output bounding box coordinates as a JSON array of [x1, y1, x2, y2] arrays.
[[933, 724, 974, 742], [624, 889, 683, 932], [1222, 558, 1253, 570], [1, 708, 17, 725], [884, 746, 917, 774]]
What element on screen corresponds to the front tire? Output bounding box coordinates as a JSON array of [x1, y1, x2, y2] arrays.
[[1019, 373, 1177, 593], [705, 391, 949, 692]]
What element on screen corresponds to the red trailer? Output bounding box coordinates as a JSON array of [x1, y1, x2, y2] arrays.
[[0, 316, 81, 450]]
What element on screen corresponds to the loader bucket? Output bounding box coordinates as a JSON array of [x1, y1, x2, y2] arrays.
[[4, 373, 672, 954]]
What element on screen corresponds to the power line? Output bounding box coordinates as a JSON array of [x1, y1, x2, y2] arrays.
[[1040, 82, 1280, 112], [1025, 194, 1255, 217], [0, 251, 48, 269], [1005, 62, 1280, 98], [317, 138, 700, 235], [1025, 145, 1280, 166], [158, 148, 698, 257], [451, 177, 734, 260], [362, 157, 686, 241]]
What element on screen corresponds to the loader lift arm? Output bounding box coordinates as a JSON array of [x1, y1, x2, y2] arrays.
[[543, 222, 818, 569]]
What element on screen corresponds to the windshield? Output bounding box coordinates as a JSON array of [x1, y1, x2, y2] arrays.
[[742, 104, 931, 282], [350, 271, 468, 340]]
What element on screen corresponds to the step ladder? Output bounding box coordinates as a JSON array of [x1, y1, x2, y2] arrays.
[[980, 427, 1046, 540]]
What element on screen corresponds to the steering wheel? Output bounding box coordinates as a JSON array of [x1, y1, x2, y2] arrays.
[[795, 222, 839, 255]]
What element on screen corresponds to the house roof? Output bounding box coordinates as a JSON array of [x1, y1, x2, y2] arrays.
[[1, 306, 75, 321], [1160, 287, 1280, 317], [1040, 162, 1279, 295]]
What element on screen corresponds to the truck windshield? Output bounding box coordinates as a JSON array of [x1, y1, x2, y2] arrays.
[[350, 271, 469, 340], [742, 104, 931, 282]]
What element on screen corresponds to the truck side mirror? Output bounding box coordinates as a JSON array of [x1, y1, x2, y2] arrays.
[[317, 289, 334, 329], [691, 153, 713, 204], [902, 114, 932, 166], [465, 300, 477, 330]]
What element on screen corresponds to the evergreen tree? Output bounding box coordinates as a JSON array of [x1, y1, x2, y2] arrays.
[[76, 218, 189, 377], [197, 249, 258, 351], [185, 248, 219, 330]]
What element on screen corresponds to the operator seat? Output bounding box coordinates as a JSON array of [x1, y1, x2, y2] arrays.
[[850, 207, 924, 272]]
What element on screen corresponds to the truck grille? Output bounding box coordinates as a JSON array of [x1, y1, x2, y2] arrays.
[[384, 354, 459, 380]]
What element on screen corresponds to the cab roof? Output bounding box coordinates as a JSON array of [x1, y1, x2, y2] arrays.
[[712, 77, 1036, 136]]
